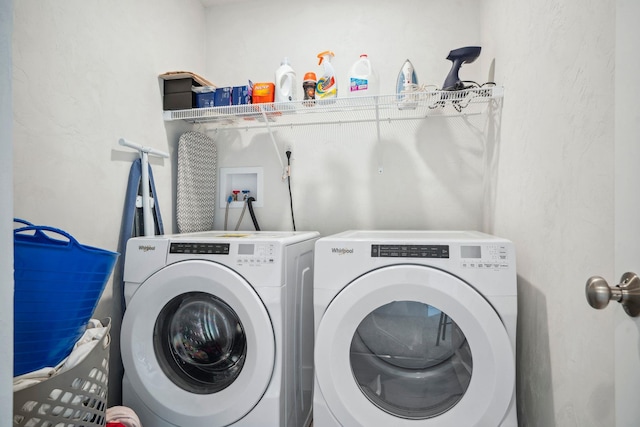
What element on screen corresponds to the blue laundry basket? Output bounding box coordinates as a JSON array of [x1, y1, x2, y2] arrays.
[[13, 219, 119, 376]]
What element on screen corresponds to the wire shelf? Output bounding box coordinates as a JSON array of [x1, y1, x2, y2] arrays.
[[163, 86, 504, 130]]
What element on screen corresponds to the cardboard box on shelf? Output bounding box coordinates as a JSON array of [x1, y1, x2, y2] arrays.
[[232, 86, 250, 105], [252, 82, 275, 104], [163, 92, 195, 110], [214, 87, 232, 106], [159, 71, 216, 110], [193, 86, 216, 108]]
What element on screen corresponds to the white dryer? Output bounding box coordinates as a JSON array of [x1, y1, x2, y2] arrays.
[[313, 230, 517, 427], [121, 231, 319, 427]]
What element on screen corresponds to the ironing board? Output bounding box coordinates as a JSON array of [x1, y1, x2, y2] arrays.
[[176, 131, 217, 233]]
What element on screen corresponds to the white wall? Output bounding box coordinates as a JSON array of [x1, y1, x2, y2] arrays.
[[205, 0, 618, 425], [483, 0, 616, 425], [1, 0, 14, 422], [12, 0, 207, 405], [201, 0, 490, 235], [614, 0, 640, 425], [8, 0, 621, 425]]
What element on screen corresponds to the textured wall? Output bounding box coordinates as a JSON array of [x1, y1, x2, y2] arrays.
[[9, 0, 621, 424], [614, 0, 640, 425], [200, 0, 489, 235], [483, 0, 616, 425], [12, 0, 207, 405]]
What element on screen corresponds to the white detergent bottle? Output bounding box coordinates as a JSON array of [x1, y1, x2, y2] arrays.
[[316, 51, 337, 101], [348, 54, 377, 97], [275, 57, 297, 103]]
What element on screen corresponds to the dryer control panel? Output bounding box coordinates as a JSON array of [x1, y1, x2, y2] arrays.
[[371, 245, 449, 258], [460, 244, 509, 269]]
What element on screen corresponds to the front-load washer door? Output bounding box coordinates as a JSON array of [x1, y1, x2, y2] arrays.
[[121, 260, 275, 427], [315, 264, 514, 427]]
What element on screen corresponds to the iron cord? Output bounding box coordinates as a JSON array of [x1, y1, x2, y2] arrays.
[[425, 81, 497, 112]]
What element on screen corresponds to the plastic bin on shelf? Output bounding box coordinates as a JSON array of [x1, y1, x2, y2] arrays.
[[13, 219, 119, 376], [13, 319, 111, 427]]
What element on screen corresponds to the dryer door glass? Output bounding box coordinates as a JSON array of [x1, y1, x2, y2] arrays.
[[350, 300, 472, 419], [154, 291, 247, 394]]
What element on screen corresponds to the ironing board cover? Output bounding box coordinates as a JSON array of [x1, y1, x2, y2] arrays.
[[176, 131, 217, 233]]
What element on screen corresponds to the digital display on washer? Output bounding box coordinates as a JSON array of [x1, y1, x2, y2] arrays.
[[170, 242, 230, 255], [371, 245, 449, 258], [238, 244, 254, 255], [461, 245, 481, 259]]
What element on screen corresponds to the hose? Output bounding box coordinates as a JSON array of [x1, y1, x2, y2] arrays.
[[224, 195, 232, 231], [234, 200, 248, 231], [286, 150, 296, 231], [247, 197, 260, 231]]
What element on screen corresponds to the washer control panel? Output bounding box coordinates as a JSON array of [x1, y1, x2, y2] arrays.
[[460, 244, 509, 269], [236, 243, 276, 266], [169, 241, 277, 266], [371, 245, 450, 258]]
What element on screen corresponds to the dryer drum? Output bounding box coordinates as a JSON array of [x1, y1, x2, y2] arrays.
[[350, 300, 472, 420], [153, 292, 247, 394]]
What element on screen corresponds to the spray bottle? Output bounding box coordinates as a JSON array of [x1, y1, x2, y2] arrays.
[[316, 51, 337, 100]]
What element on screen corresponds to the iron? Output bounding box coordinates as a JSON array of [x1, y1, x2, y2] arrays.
[[442, 46, 481, 91]]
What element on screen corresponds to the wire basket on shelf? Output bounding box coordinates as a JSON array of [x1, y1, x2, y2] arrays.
[[13, 319, 111, 427]]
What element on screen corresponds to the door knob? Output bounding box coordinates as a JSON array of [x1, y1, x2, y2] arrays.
[[585, 272, 640, 317]]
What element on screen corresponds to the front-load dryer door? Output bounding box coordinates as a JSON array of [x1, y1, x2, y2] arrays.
[[315, 265, 514, 427], [121, 260, 275, 427]]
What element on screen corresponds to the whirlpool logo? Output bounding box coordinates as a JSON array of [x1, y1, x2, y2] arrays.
[[331, 247, 354, 255], [138, 245, 156, 252]]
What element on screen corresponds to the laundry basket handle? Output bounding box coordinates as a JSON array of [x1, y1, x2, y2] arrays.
[[13, 224, 80, 248], [13, 218, 59, 242], [13, 218, 34, 227]]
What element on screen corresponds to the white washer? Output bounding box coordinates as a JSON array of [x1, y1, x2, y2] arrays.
[[313, 230, 517, 427], [121, 231, 319, 427]]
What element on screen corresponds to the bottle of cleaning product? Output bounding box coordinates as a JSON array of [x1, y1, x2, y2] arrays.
[[348, 54, 377, 97], [275, 57, 297, 103], [396, 59, 419, 110], [316, 51, 337, 100], [302, 72, 317, 106]]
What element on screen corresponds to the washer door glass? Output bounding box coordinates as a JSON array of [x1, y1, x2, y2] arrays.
[[314, 264, 515, 427], [350, 301, 472, 419], [154, 291, 246, 394]]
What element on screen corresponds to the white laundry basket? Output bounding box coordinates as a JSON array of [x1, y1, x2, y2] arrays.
[[13, 319, 111, 427]]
